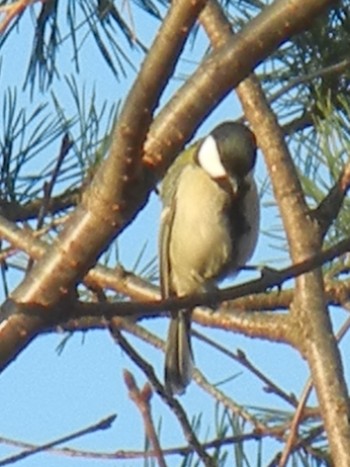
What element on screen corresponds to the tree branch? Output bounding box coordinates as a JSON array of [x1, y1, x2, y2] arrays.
[[110, 326, 215, 466], [199, 0, 350, 463], [144, 0, 336, 171], [0, 0, 206, 370], [123, 371, 166, 467], [0, 414, 116, 466]]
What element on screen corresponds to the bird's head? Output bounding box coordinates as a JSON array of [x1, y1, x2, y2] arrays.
[[197, 121, 257, 190]]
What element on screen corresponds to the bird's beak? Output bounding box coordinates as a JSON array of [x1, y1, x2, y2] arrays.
[[216, 174, 239, 199], [228, 175, 239, 195]]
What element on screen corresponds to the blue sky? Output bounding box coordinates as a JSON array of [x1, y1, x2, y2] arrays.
[[0, 2, 348, 466]]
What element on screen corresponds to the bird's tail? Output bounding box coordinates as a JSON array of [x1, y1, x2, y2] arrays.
[[164, 310, 193, 395]]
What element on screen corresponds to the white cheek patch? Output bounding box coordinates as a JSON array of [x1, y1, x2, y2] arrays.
[[197, 135, 227, 178]]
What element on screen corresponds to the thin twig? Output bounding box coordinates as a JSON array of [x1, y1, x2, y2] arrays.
[[64, 237, 350, 319], [114, 319, 273, 434], [192, 367, 265, 430], [123, 370, 166, 467], [193, 330, 297, 408], [110, 325, 215, 466], [0, 414, 116, 466], [0, 431, 265, 461], [27, 134, 73, 271], [269, 58, 350, 105], [2, 212, 350, 317], [36, 134, 73, 231]]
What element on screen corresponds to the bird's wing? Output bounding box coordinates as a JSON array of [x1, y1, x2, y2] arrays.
[[159, 202, 176, 299], [159, 144, 198, 299]]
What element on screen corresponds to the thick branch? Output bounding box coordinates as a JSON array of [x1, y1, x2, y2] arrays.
[[2, 213, 350, 345], [0, 0, 337, 378], [199, 1, 350, 463], [2, 213, 350, 312], [0, 214, 159, 301], [144, 0, 336, 172], [239, 76, 350, 467], [0, 0, 206, 369]]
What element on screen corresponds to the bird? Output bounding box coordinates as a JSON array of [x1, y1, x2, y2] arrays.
[[159, 121, 260, 395]]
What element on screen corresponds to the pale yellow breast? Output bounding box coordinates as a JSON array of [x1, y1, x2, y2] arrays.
[[169, 165, 232, 296]]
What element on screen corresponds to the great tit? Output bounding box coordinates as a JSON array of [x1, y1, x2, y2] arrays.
[[159, 121, 259, 395]]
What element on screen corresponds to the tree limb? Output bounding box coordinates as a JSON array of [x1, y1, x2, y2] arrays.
[[199, 0, 350, 463]]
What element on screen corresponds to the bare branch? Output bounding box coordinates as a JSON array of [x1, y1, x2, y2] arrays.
[[200, 1, 350, 462], [0, 431, 269, 461], [0, 212, 159, 300], [144, 0, 336, 171], [194, 331, 297, 408], [123, 371, 166, 467], [279, 313, 350, 466], [110, 325, 215, 466], [0, 0, 207, 371], [0, 414, 116, 466], [2, 212, 350, 315], [0, 189, 80, 222]]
